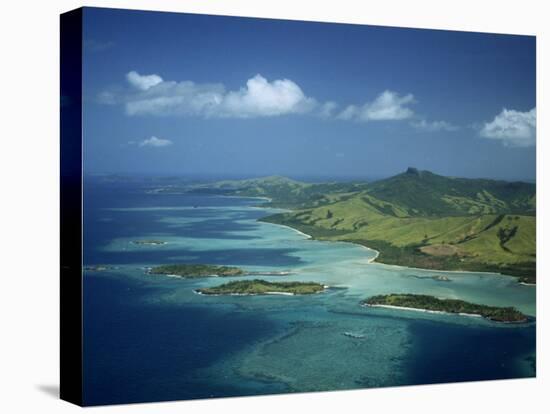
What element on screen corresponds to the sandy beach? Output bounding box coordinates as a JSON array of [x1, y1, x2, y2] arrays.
[[365, 303, 484, 319]]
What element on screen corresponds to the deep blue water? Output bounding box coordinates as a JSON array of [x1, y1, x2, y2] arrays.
[[83, 275, 285, 405], [404, 317, 535, 385], [82, 179, 535, 406]]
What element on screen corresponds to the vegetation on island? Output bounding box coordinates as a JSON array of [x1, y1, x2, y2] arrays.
[[254, 169, 536, 284], [196, 279, 325, 295], [363, 293, 528, 323], [148, 264, 295, 279], [149, 264, 245, 278]]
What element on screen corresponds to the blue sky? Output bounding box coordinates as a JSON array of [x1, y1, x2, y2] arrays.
[[82, 7, 536, 181]]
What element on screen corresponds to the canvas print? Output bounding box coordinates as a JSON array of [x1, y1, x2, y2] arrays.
[[63, 7, 536, 406]]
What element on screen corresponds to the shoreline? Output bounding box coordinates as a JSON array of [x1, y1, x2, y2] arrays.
[[363, 303, 529, 324], [363, 303, 484, 319], [146, 267, 294, 279], [365, 259, 509, 276], [264, 222, 312, 240], [195, 291, 295, 296], [259, 213, 532, 283], [349, 247, 535, 283], [194, 286, 329, 297], [260, 218, 524, 280], [264, 221, 385, 261]]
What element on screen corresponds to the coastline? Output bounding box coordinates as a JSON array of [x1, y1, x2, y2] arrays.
[[259, 212, 532, 283], [263, 220, 506, 277], [364, 303, 489, 320], [365, 259, 509, 276], [194, 286, 329, 297], [264, 222, 312, 240], [194, 291, 295, 296], [263, 221, 385, 261], [148, 270, 294, 279], [349, 245, 535, 283]]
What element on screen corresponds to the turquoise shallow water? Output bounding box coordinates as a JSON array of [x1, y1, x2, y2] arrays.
[[83, 181, 536, 405]]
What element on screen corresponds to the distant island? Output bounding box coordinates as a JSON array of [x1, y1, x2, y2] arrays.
[[132, 239, 167, 245], [149, 264, 246, 278], [196, 279, 326, 296], [148, 263, 293, 278], [362, 293, 528, 323]]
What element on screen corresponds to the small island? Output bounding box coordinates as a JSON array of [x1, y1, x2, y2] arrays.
[[362, 293, 528, 323], [132, 240, 167, 245], [196, 279, 326, 296], [149, 264, 246, 278]]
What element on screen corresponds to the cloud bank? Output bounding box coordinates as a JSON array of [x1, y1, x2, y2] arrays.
[[122, 72, 316, 118], [102, 72, 423, 124], [480, 108, 536, 147], [100, 72, 508, 142], [139, 136, 173, 147]]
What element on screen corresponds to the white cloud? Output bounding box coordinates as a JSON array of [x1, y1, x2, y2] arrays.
[[125, 81, 226, 116], [126, 71, 163, 91], [337, 90, 415, 122], [411, 119, 459, 132], [119, 72, 316, 118], [138, 136, 173, 147], [220, 75, 316, 117], [365, 91, 415, 121], [480, 108, 536, 147]]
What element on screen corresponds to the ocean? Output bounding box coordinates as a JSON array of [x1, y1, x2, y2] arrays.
[[82, 179, 536, 406]]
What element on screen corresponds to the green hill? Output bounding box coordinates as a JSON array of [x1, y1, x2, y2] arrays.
[[367, 167, 535, 216], [259, 168, 536, 283], [220, 176, 370, 209]]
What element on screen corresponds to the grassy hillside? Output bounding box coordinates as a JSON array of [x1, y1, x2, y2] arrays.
[[147, 175, 367, 208], [367, 168, 535, 216], [228, 176, 369, 209], [259, 169, 536, 283]]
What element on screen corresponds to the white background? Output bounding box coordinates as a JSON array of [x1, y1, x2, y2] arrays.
[[0, 0, 548, 412]]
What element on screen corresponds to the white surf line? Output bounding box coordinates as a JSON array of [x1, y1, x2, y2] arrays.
[[364, 304, 483, 318], [269, 223, 313, 239]]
